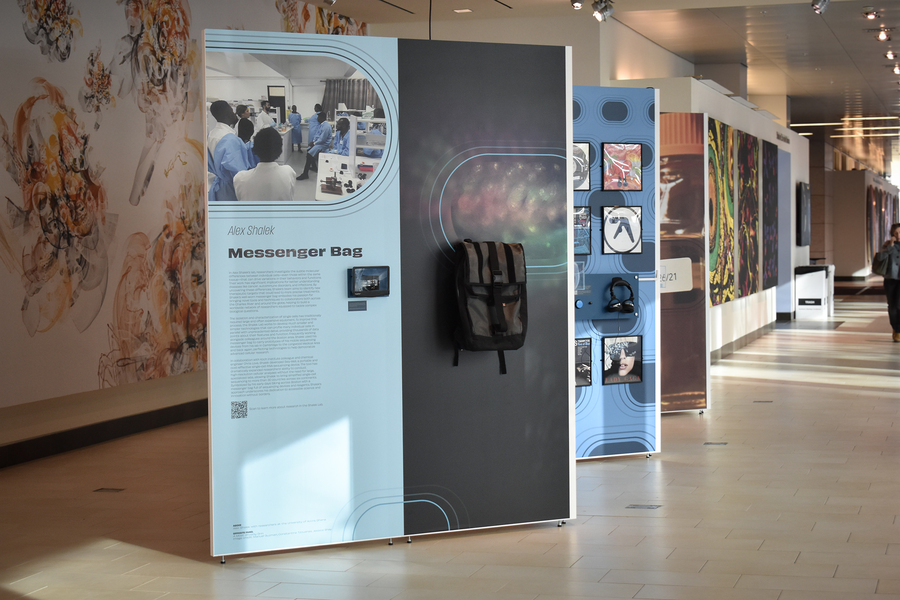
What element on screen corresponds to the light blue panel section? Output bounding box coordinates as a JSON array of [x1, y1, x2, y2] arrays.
[[205, 31, 403, 556], [573, 86, 658, 458], [776, 148, 793, 314]]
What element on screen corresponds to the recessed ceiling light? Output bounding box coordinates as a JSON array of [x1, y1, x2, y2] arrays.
[[887, 51, 897, 60], [863, 9, 879, 19], [895, 65, 900, 75], [878, 30, 891, 42]]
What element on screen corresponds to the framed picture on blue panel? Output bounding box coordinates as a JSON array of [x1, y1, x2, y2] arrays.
[[602, 335, 642, 385], [574, 206, 591, 255], [602, 205, 642, 254], [602, 143, 642, 191], [575, 338, 592, 387], [573, 142, 591, 190]]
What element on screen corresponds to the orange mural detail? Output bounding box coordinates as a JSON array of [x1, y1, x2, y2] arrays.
[[0, 78, 116, 336], [112, 0, 199, 205], [276, 0, 367, 35], [98, 142, 207, 386], [79, 46, 116, 130], [19, 0, 83, 61]]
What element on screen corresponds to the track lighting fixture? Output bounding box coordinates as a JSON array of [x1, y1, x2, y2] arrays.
[[811, 0, 829, 15], [571, 0, 583, 9], [863, 8, 879, 19], [592, 0, 614, 22]]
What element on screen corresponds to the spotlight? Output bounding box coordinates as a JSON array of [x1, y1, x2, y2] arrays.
[[592, 0, 614, 22], [895, 65, 900, 75], [571, 0, 583, 8], [888, 51, 897, 60], [863, 10, 879, 19], [811, 0, 829, 14], [878, 30, 891, 42], [323, 0, 335, 5]]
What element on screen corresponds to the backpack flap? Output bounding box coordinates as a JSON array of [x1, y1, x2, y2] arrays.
[[456, 241, 527, 353]]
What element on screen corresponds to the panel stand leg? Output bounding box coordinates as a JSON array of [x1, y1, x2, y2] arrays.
[[388, 538, 393, 545], [558, 520, 566, 527], [407, 536, 412, 544], [220, 557, 225, 564], [699, 410, 704, 415]]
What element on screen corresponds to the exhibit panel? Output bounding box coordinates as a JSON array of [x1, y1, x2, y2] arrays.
[[206, 32, 575, 557], [572, 86, 661, 458], [659, 113, 709, 413], [397, 39, 576, 534], [206, 31, 404, 557]]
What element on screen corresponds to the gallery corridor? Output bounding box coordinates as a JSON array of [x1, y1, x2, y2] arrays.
[[1, 296, 899, 600]]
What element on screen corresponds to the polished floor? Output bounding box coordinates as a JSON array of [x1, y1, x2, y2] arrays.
[[2, 297, 899, 600]]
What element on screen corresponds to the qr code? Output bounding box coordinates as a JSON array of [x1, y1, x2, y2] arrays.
[[231, 401, 248, 419]]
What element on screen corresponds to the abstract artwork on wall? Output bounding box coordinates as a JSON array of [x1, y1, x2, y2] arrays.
[[98, 141, 207, 386], [762, 140, 778, 290], [276, 0, 368, 34], [112, 0, 200, 206], [0, 79, 117, 336], [602, 143, 642, 191], [18, 0, 82, 62], [736, 130, 759, 298], [708, 118, 734, 305]]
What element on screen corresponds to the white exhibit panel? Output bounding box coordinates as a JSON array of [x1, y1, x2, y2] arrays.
[[206, 31, 576, 558], [206, 31, 403, 556]]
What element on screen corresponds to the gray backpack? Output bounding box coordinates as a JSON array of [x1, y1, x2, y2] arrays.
[[453, 240, 527, 374]]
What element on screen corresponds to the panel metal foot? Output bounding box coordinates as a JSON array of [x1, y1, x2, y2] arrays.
[[388, 538, 393, 545], [407, 536, 412, 543], [220, 556, 225, 564]]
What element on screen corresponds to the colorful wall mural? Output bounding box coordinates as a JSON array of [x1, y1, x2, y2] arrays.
[[762, 140, 778, 291], [0, 1, 367, 408], [736, 130, 759, 298], [708, 118, 734, 306]]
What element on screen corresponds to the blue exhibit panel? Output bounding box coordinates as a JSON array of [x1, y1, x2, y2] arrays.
[[205, 31, 404, 556], [572, 86, 660, 458]]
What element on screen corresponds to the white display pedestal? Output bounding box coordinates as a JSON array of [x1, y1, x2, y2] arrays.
[[795, 265, 833, 319]]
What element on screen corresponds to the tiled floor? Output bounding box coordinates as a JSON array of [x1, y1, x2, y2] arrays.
[[2, 297, 899, 600]]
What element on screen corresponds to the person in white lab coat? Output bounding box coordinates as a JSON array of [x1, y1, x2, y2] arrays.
[[256, 101, 275, 129], [234, 127, 296, 202]]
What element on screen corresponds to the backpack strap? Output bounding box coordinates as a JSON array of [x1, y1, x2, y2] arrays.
[[487, 243, 508, 334], [497, 350, 507, 375]]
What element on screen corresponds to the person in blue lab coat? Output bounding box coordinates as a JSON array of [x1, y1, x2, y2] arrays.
[[296, 112, 333, 181], [305, 104, 324, 147], [208, 100, 251, 202], [330, 117, 351, 156], [288, 105, 303, 152]]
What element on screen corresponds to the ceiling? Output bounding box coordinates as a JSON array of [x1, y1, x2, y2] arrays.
[[313, 0, 899, 173]]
